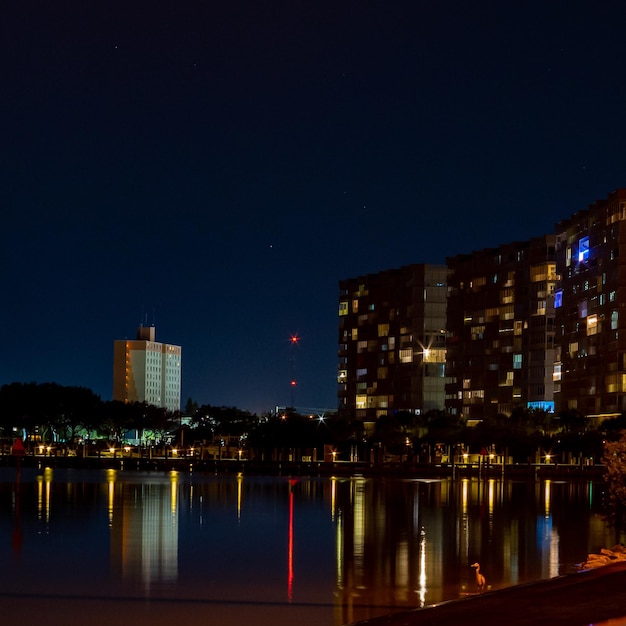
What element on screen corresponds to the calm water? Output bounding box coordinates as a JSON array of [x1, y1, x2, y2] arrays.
[[0, 467, 618, 626]]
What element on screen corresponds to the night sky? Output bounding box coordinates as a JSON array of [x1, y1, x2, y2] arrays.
[[4, 1, 626, 414]]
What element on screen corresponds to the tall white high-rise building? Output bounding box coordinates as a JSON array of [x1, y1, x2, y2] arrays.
[[113, 326, 182, 412]]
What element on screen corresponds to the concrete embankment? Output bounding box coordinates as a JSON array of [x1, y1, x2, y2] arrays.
[[351, 561, 626, 626]]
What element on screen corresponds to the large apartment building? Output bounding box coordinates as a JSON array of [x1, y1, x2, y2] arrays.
[[445, 236, 557, 420], [554, 188, 626, 418], [338, 264, 447, 423], [338, 189, 626, 424], [113, 326, 182, 412]]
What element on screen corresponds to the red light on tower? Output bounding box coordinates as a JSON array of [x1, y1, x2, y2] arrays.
[[289, 333, 300, 408]]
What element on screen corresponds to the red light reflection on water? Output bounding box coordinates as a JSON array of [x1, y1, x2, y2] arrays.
[[287, 479, 296, 602]]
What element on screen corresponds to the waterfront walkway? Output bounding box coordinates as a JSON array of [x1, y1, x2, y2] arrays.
[[352, 561, 626, 626], [0, 453, 606, 480]]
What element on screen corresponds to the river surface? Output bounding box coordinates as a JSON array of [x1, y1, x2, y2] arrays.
[[0, 467, 618, 625]]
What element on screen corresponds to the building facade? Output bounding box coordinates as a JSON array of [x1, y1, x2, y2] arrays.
[[445, 236, 557, 420], [113, 326, 182, 412], [338, 264, 447, 423], [554, 188, 626, 418]]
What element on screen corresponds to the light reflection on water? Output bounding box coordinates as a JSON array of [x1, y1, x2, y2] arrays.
[[0, 468, 619, 626]]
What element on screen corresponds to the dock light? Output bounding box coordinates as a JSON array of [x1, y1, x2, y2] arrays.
[[172, 448, 178, 455], [546, 454, 551, 463], [124, 446, 130, 453], [109, 448, 115, 455], [463, 453, 469, 462]]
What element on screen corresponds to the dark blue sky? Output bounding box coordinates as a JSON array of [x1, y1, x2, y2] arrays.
[[3, 1, 626, 413]]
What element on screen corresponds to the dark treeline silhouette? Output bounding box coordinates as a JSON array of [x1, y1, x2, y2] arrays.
[[0, 382, 174, 444], [1, 382, 625, 464]]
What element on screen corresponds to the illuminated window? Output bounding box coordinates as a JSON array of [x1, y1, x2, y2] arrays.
[[471, 325, 485, 340], [351, 328, 358, 340], [502, 305, 514, 320], [378, 323, 389, 337], [376, 396, 389, 408], [399, 349, 412, 363], [579, 300, 588, 318], [587, 315, 598, 335], [501, 288, 514, 304], [606, 375, 618, 394], [554, 290, 563, 308], [356, 368, 367, 377], [337, 370, 347, 383], [423, 348, 446, 362], [377, 367, 388, 379], [513, 354, 522, 369], [500, 371, 514, 386], [578, 236, 590, 263], [612, 310, 619, 330], [531, 265, 547, 282], [356, 395, 367, 409], [339, 301, 349, 316]]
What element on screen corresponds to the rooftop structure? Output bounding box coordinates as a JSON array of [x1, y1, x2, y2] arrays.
[[112, 326, 181, 412]]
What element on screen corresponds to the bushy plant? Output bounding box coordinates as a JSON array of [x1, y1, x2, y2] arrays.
[[602, 431, 626, 528]]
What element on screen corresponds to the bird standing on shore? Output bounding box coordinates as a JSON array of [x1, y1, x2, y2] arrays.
[[471, 562, 486, 591]]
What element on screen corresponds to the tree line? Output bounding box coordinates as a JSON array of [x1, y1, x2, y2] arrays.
[[2, 382, 626, 463]]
